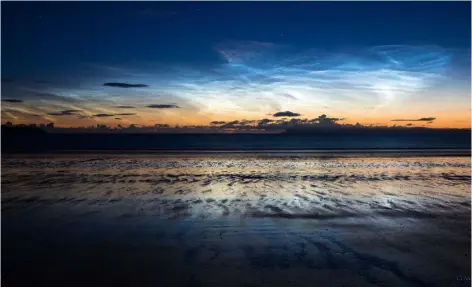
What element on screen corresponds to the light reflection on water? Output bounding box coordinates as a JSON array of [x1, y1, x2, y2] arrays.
[[2, 155, 471, 287]]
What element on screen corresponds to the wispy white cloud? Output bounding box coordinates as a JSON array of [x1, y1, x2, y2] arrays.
[[205, 43, 452, 109]]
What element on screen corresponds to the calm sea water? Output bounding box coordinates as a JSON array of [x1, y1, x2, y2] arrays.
[[2, 130, 471, 152], [2, 154, 470, 286]]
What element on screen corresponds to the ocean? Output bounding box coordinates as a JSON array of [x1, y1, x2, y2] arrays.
[[2, 129, 471, 152], [2, 153, 471, 286]]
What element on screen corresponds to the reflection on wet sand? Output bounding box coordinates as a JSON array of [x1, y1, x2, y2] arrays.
[[2, 155, 471, 286]]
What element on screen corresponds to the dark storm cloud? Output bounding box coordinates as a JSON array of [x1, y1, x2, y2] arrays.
[[200, 114, 349, 131], [391, 117, 436, 122], [258, 119, 274, 125], [93, 114, 115, 117], [115, 118, 122, 120], [93, 113, 136, 117], [146, 104, 180, 109], [47, 110, 82, 116], [221, 120, 241, 128], [2, 99, 23, 103], [116, 105, 135, 109], [103, 83, 149, 88], [273, 111, 301, 117], [311, 114, 344, 124], [115, 113, 136, 116]]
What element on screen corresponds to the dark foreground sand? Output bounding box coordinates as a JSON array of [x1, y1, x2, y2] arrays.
[[2, 154, 471, 286]]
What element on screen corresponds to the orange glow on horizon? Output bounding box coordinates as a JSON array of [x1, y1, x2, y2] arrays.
[[2, 112, 470, 129]]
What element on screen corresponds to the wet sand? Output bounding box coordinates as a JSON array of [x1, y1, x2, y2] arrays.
[[2, 154, 471, 286]]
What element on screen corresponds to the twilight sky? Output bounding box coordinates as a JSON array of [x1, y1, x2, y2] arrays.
[[1, 2, 471, 128]]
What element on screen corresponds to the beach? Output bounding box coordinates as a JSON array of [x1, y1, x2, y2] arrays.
[[2, 153, 471, 286]]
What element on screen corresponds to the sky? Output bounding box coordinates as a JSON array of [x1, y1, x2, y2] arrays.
[[1, 2, 471, 129]]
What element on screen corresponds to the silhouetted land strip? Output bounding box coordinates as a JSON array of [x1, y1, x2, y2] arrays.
[[2, 125, 47, 135]]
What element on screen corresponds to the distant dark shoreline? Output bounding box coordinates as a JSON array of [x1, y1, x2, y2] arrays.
[[2, 125, 471, 136]]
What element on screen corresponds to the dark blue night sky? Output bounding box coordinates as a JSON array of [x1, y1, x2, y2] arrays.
[[3, 2, 470, 76]]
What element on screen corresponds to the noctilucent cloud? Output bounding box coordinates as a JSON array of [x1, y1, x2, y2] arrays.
[[1, 2, 470, 128]]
